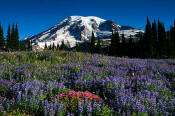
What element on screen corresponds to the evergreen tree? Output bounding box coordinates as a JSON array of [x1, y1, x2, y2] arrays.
[[174, 20, 175, 42], [60, 40, 64, 50], [128, 35, 133, 57], [44, 42, 47, 50], [158, 19, 166, 58], [169, 27, 173, 57], [52, 42, 55, 50], [6, 24, 11, 50], [96, 37, 101, 53], [60, 40, 67, 50], [11, 24, 16, 50], [114, 31, 120, 56], [121, 33, 126, 56], [27, 40, 32, 51], [19, 41, 26, 51], [121, 34, 126, 44], [170, 20, 175, 57], [143, 17, 153, 58], [49, 43, 52, 50], [110, 30, 115, 55], [0, 22, 5, 50], [138, 32, 144, 58], [90, 31, 95, 53], [166, 30, 172, 57], [75, 42, 81, 52], [152, 19, 157, 57], [15, 24, 19, 50], [173, 20, 175, 57], [66, 40, 71, 50], [110, 30, 120, 56], [56, 42, 59, 50]]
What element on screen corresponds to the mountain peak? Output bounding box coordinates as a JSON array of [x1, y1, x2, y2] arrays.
[[66, 15, 106, 25], [25, 16, 143, 49]]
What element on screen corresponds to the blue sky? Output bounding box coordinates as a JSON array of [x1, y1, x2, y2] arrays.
[[0, 0, 175, 40]]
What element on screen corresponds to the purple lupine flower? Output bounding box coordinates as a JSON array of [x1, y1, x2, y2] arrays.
[[122, 111, 126, 116], [67, 112, 71, 116], [87, 101, 92, 114], [165, 112, 169, 116], [78, 101, 83, 113], [6, 103, 10, 109], [40, 90, 43, 96], [32, 95, 37, 103], [45, 99, 49, 109], [10, 98, 15, 104], [57, 103, 64, 115], [67, 112, 74, 116], [44, 106, 47, 116], [30, 98, 33, 105], [92, 102, 101, 109], [54, 98, 57, 108], [17, 91, 22, 102], [42, 100, 44, 106], [0, 104, 4, 111], [36, 104, 39, 110], [127, 110, 131, 116], [50, 105, 55, 116], [118, 108, 121, 114], [25, 97, 28, 104]]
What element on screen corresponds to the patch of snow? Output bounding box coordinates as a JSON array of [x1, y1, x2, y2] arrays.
[[25, 15, 144, 49]]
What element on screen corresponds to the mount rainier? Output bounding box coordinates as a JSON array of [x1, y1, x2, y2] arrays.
[[24, 16, 144, 49]]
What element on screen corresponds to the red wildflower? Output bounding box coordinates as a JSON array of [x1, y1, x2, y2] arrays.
[[56, 91, 102, 104], [84, 64, 89, 68], [124, 60, 127, 65], [104, 69, 107, 73], [24, 70, 27, 75], [128, 75, 131, 79], [133, 75, 136, 78], [35, 57, 37, 63]]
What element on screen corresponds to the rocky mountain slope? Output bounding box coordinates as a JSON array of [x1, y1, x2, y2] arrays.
[[24, 16, 144, 49]]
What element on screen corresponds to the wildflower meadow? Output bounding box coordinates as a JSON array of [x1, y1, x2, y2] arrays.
[[0, 51, 175, 116]]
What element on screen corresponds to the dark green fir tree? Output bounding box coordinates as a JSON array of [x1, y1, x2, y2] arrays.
[[11, 24, 16, 50], [52, 42, 55, 50], [142, 17, 153, 58], [60, 40, 67, 50], [173, 20, 175, 56], [110, 30, 116, 55], [6, 24, 11, 50], [27, 40, 32, 51], [56, 42, 59, 50], [66, 40, 71, 50], [15, 24, 19, 50], [96, 37, 101, 53], [158, 19, 166, 58], [90, 31, 95, 53], [44, 42, 47, 50], [128, 35, 133, 57], [0, 22, 5, 50], [114, 31, 120, 56], [151, 19, 157, 57], [121, 33, 126, 56]]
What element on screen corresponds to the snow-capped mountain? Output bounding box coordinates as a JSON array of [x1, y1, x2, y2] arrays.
[[24, 16, 144, 49]]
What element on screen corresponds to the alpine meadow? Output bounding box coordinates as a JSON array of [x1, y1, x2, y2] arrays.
[[0, 0, 175, 116]]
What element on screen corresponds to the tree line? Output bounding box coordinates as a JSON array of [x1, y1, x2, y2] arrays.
[[0, 23, 20, 51], [43, 40, 71, 51], [0, 17, 175, 59], [89, 17, 175, 58]]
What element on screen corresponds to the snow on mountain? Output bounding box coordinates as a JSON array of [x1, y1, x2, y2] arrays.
[[24, 16, 143, 49]]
